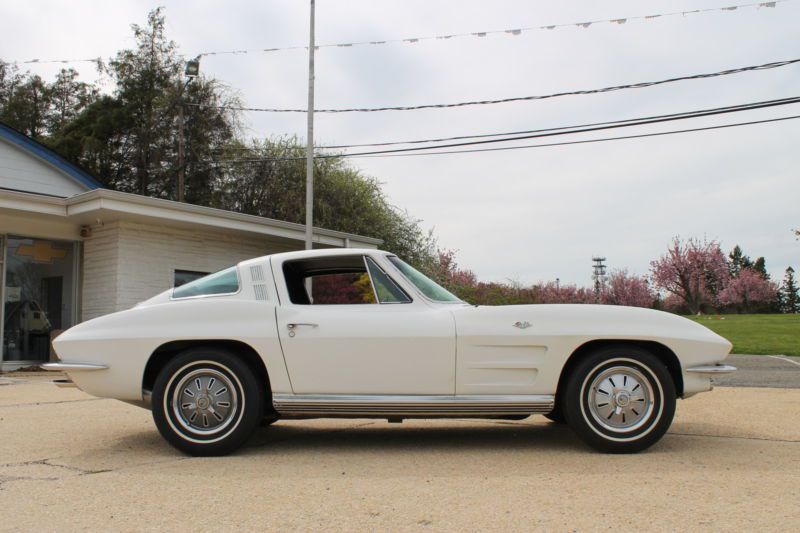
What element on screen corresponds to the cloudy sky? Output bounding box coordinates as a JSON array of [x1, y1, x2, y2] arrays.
[[5, 0, 799, 285]]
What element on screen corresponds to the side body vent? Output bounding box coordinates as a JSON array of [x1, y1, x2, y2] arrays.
[[253, 284, 268, 301], [250, 265, 265, 282]]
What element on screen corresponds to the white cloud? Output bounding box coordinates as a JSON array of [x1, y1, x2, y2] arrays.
[[5, 0, 799, 283]]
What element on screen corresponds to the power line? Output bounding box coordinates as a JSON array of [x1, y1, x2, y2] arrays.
[[202, 113, 800, 163], [192, 1, 787, 59], [184, 57, 800, 113], [355, 113, 800, 159], [210, 95, 800, 156], [320, 96, 800, 149], [214, 95, 800, 150]]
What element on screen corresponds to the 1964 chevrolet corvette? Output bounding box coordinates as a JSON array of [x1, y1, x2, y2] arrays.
[[45, 249, 735, 456]]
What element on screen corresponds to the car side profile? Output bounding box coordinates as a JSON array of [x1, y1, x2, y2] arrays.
[[45, 248, 735, 455]]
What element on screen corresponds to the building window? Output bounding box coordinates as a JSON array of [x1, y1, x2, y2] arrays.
[[174, 269, 210, 288]]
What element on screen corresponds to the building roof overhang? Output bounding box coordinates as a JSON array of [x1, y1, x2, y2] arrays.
[[0, 188, 382, 248]]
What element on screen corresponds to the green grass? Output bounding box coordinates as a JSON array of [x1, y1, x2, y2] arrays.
[[687, 314, 800, 356]]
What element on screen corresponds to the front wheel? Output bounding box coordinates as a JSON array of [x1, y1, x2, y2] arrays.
[[152, 348, 264, 456], [563, 347, 676, 453]]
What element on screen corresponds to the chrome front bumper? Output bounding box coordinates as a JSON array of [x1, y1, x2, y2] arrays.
[[686, 364, 737, 374]]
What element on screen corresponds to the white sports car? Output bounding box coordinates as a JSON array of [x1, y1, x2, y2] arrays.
[[45, 249, 735, 455]]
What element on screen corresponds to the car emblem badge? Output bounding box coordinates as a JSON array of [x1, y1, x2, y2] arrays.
[[513, 321, 532, 329]]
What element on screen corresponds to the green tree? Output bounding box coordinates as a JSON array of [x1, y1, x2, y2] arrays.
[[728, 245, 753, 277], [780, 267, 799, 313], [211, 137, 438, 269], [50, 8, 239, 201]]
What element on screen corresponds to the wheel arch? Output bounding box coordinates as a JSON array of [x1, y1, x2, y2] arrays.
[[143, 340, 271, 404], [555, 339, 683, 403]]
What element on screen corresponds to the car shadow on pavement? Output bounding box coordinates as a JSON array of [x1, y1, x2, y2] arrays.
[[243, 419, 588, 455]]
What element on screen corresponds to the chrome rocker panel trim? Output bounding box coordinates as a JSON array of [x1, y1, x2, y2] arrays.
[[273, 394, 555, 417], [685, 364, 737, 374], [41, 362, 109, 371]]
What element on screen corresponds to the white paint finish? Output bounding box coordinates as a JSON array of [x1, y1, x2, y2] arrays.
[[452, 304, 733, 396], [0, 138, 88, 197], [276, 303, 456, 394], [54, 296, 292, 400], [51, 249, 734, 411]]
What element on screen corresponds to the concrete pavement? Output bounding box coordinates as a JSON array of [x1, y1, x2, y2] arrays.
[[715, 354, 800, 388], [1, 372, 798, 532]]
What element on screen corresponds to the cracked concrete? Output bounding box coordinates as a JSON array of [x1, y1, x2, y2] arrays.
[[0, 378, 798, 531]]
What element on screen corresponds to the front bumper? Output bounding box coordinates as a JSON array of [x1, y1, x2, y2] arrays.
[[686, 364, 737, 374], [683, 363, 736, 397]]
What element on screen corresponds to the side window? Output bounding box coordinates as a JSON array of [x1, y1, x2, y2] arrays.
[[365, 257, 411, 303], [283, 255, 377, 305], [311, 273, 375, 304], [172, 267, 239, 299], [174, 269, 209, 288]]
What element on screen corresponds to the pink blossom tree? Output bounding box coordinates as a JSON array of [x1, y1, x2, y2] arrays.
[[650, 237, 730, 314], [601, 269, 654, 308], [537, 281, 595, 304], [718, 268, 779, 313]]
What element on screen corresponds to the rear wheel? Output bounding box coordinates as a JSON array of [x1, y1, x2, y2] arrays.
[[563, 346, 675, 453], [152, 348, 264, 456]]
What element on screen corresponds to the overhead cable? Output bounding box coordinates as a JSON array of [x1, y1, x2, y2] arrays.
[[184, 57, 800, 114]]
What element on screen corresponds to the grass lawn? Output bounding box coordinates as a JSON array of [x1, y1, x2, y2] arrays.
[[687, 314, 800, 356]]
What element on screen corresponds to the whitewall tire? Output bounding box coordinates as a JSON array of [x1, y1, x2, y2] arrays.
[[563, 346, 676, 453], [152, 348, 264, 456]]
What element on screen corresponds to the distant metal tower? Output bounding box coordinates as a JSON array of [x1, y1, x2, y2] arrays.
[[592, 256, 607, 296]]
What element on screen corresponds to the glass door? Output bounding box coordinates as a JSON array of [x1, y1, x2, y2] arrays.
[[2, 236, 77, 363]]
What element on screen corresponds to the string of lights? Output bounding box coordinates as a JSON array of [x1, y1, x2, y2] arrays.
[[183, 58, 800, 114], [17, 1, 789, 65], [192, 1, 786, 59]]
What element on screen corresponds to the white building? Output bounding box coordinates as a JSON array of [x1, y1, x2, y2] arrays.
[[0, 122, 379, 369]]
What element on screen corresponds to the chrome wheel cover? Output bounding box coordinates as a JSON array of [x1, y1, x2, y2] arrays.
[[170, 367, 239, 437], [586, 365, 655, 434]]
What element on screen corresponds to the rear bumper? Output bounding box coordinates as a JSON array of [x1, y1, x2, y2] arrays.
[[41, 362, 108, 371]]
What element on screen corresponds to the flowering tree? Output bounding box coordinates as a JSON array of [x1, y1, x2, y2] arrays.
[[601, 269, 654, 308], [718, 268, 778, 313], [537, 282, 595, 304], [650, 237, 730, 314]]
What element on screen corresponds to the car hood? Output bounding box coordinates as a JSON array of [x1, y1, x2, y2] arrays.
[[450, 304, 730, 347]]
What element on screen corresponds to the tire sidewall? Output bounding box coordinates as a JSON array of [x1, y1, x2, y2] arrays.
[[152, 348, 264, 456], [564, 347, 676, 453]]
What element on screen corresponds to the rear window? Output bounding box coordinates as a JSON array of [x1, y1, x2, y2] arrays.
[[172, 267, 239, 299]]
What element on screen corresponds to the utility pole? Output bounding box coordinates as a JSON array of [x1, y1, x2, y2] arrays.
[[178, 57, 200, 203], [592, 256, 607, 298], [177, 98, 185, 203], [305, 0, 315, 251]]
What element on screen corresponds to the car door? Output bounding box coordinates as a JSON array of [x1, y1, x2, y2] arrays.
[[273, 254, 456, 395]]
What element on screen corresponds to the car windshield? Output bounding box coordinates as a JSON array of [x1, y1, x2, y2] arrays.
[[386, 256, 462, 303]]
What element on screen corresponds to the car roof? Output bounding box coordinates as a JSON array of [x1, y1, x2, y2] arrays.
[[239, 248, 391, 267]]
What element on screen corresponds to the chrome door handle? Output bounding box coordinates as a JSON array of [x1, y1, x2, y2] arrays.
[[287, 323, 318, 330]]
